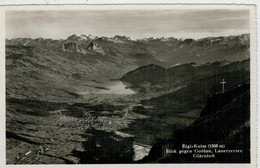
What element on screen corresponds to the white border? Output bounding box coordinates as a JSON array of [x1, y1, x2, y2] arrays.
[[0, 0, 259, 5], [0, 3, 258, 168]]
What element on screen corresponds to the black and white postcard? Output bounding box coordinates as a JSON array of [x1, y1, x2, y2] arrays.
[[0, 4, 257, 168]]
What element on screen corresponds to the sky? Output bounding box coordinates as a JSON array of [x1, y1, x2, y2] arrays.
[[6, 9, 250, 40]]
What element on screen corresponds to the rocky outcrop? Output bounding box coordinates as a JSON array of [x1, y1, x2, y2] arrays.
[[87, 41, 95, 50], [61, 42, 78, 51]]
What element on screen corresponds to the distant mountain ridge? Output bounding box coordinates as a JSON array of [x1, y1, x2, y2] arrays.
[[121, 59, 249, 84], [6, 34, 249, 101], [7, 33, 249, 65]]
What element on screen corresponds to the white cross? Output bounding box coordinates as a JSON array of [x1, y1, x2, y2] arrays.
[[221, 79, 226, 93]]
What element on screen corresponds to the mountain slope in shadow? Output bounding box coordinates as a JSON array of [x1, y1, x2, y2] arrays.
[[141, 84, 250, 163]]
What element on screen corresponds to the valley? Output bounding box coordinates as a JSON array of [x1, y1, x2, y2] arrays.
[[6, 34, 250, 164]]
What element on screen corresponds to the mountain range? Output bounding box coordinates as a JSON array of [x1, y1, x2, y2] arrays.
[[6, 34, 249, 101], [6, 33, 251, 164]]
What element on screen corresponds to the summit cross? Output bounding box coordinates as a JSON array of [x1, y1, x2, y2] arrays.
[[221, 79, 226, 93]]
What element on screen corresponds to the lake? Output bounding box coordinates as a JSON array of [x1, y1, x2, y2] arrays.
[[79, 80, 135, 95]]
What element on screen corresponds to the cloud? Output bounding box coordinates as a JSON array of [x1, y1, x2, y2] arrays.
[[6, 9, 250, 39]]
